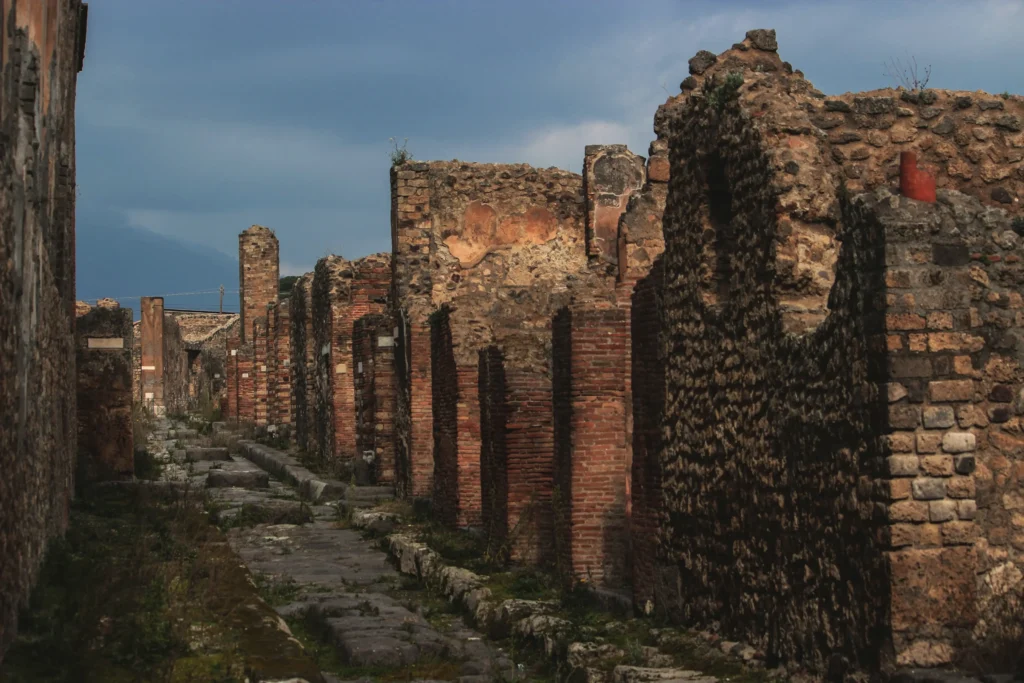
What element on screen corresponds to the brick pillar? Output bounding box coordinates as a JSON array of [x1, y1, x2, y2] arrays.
[[552, 302, 631, 587], [140, 296, 165, 416], [330, 302, 356, 458], [237, 343, 255, 424], [431, 308, 481, 527], [480, 346, 556, 563], [274, 301, 292, 425], [76, 304, 134, 482], [373, 328, 397, 484], [238, 225, 279, 343], [882, 243, 980, 666], [396, 314, 434, 499], [226, 335, 239, 421], [629, 261, 665, 611], [266, 304, 279, 425], [354, 315, 397, 485], [254, 317, 269, 426]]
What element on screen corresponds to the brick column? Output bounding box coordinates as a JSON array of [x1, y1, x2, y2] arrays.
[[330, 302, 356, 458], [238, 225, 279, 343], [253, 317, 269, 426], [140, 296, 165, 416], [882, 243, 980, 666], [629, 261, 665, 611], [76, 304, 134, 482], [226, 335, 239, 421], [552, 302, 631, 587], [431, 308, 481, 527], [237, 343, 255, 424], [274, 301, 292, 425]]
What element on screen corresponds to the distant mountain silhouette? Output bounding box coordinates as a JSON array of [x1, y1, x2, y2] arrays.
[[76, 213, 239, 320]]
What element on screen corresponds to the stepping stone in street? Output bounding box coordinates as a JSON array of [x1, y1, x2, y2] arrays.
[[206, 469, 270, 489], [186, 447, 230, 461]]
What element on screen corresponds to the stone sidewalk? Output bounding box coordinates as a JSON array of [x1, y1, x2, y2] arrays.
[[150, 419, 516, 683]]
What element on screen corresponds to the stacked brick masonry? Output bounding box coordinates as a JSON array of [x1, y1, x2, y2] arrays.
[[226, 335, 239, 421], [238, 225, 279, 343], [253, 317, 269, 426], [551, 303, 631, 587], [390, 161, 604, 503], [430, 307, 483, 527], [629, 261, 665, 611], [353, 314, 397, 484], [312, 256, 351, 461], [270, 300, 292, 426], [161, 313, 188, 417], [0, 0, 87, 662], [290, 274, 315, 451], [871, 188, 1023, 666], [479, 347, 509, 548], [236, 343, 255, 424], [140, 297, 165, 413], [501, 361, 554, 563], [75, 303, 134, 483], [394, 312, 434, 498]]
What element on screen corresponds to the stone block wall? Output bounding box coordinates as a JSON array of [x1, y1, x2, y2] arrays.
[[75, 301, 133, 483], [647, 67, 892, 671], [0, 0, 87, 662], [551, 302, 631, 587], [239, 225, 279, 343], [353, 314, 397, 484]]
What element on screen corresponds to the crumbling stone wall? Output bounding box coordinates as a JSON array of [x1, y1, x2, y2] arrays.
[[391, 159, 623, 534], [178, 314, 237, 415], [226, 335, 239, 421], [75, 301, 133, 483], [290, 273, 316, 451], [0, 0, 88, 662], [648, 65, 892, 672], [239, 225, 279, 343], [353, 314, 396, 484]]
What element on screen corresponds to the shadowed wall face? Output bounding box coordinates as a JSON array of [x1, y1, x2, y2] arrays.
[[0, 0, 88, 663]]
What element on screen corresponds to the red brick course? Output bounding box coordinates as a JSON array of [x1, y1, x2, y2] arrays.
[[552, 302, 631, 586], [354, 314, 397, 484]]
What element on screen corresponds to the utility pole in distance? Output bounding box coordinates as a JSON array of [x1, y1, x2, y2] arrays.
[[219, 285, 224, 314]]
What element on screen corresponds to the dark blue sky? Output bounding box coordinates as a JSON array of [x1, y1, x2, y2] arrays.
[[76, 0, 1024, 283]]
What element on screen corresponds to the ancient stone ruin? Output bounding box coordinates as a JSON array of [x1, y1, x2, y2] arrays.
[[4, 10, 1024, 677]]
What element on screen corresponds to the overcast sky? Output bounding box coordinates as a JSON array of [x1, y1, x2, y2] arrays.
[[76, 0, 1024, 278]]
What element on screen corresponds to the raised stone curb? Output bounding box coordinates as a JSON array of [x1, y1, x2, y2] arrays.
[[239, 441, 346, 502], [186, 447, 231, 461]]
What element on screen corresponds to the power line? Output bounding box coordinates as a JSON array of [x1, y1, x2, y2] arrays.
[[79, 288, 239, 302]]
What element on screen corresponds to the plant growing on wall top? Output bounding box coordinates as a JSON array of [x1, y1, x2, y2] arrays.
[[706, 71, 744, 111], [389, 137, 413, 166], [883, 54, 931, 91]]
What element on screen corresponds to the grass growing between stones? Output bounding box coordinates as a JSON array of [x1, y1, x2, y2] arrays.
[[282, 609, 464, 682], [0, 485, 320, 683], [216, 501, 315, 530]]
